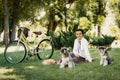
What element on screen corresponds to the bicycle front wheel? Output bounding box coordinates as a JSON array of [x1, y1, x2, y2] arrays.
[[37, 39, 54, 60], [4, 41, 27, 64]]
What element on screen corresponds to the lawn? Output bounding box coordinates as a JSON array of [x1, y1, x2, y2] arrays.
[[0, 45, 120, 80]]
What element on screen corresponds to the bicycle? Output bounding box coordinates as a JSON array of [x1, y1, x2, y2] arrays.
[[4, 27, 54, 64]]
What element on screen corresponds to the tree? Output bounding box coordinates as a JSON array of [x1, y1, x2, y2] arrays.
[[109, 0, 120, 28], [1, 0, 110, 44], [2, 0, 45, 41], [47, 0, 75, 33], [87, 0, 107, 37], [9, 0, 35, 41], [1, 0, 46, 43], [2, 0, 9, 45], [0, 0, 4, 34]]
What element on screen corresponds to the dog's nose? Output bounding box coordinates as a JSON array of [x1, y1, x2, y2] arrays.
[[61, 49, 66, 53], [61, 49, 67, 53], [61, 49, 64, 53]]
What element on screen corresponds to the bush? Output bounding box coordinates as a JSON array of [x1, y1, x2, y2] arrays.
[[90, 35, 115, 47], [60, 31, 76, 48], [49, 30, 115, 49], [48, 30, 76, 49], [47, 30, 62, 49]]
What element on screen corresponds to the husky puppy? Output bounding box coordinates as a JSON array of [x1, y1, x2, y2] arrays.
[[60, 47, 75, 68], [98, 46, 113, 66]]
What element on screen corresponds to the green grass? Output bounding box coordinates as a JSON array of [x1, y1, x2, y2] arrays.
[[0, 45, 120, 80]]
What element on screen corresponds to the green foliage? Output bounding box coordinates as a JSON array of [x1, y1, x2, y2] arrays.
[[68, 21, 79, 33], [60, 31, 76, 48], [87, 0, 107, 25], [48, 30, 91, 49], [1, 0, 118, 43], [109, 25, 120, 39], [87, 1, 99, 23], [79, 17, 92, 33], [109, 0, 120, 28], [74, 0, 91, 17], [115, 11, 120, 28], [90, 35, 115, 46], [48, 30, 62, 49], [97, 15, 105, 25], [84, 34, 90, 42], [103, 35, 115, 45], [48, 30, 76, 49]]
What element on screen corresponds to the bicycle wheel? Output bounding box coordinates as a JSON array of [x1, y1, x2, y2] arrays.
[[4, 41, 27, 64], [37, 39, 54, 60]]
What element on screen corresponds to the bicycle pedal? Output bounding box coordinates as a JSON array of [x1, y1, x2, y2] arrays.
[[26, 57, 29, 60], [28, 54, 33, 57]]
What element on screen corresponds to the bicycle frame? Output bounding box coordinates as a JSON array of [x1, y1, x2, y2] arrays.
[[4, 27, 54, 63], [18, 31, 37, 54], [17, 29, 52, 55]]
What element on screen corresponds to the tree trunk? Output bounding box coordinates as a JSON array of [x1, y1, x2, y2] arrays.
[[47, 8, 57, 34], [10, 0, 35, 41], [10, 0, 18, 42], [10, 18, 17, 42], [97, 25, 101, 37], [2, 0, 9, 46], [64, 6, 67, 32]]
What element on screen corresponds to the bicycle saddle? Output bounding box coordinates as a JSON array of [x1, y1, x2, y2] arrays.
[[33, 31, 42, 35]]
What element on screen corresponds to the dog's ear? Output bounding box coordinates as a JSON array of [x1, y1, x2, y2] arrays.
[[99, 46, 106, 50], [67, 47, 72, 52], [67, 47, 71, 53], [106, 47, 111, 51], [61, 47, 67, 50], [98, 46, 107, 55], [61, 47, 63, 50]]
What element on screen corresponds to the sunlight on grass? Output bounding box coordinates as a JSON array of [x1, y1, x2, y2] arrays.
[[0, 47, 4, 54], [0, 67, 14, 74], [0, 67, 25, 80], [25, 66, 36, 69]]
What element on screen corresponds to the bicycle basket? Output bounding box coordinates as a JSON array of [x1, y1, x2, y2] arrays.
[[18, 27, 30, 38]]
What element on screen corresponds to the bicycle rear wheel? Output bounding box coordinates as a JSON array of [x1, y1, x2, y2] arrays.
[[4, 41, 27, 64], [37, 39, 54, 60]]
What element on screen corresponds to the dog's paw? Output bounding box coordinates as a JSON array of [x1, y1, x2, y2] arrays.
[[103, 64, 107, 66], [100, 61, 103, 66], [100, 63, 103, 66], [60, 66, 64, 68], [103, 62, 108, 66]]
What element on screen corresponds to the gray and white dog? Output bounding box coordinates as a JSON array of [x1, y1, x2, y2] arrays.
[[60, 47, 75, 68], [98, 46, 113, 66]]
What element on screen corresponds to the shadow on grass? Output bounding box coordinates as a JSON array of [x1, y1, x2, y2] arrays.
[[0, 49, 61, 80]]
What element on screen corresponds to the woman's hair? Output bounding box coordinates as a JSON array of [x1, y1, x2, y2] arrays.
[[75, 29, 84, 34]]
